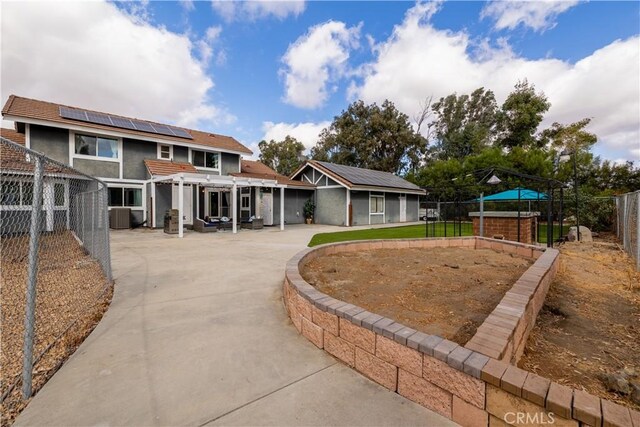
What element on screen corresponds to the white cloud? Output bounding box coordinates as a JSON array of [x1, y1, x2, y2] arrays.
[[262, 120, 330, 150], [180, 0, 195, 12], [196, 25, 226, 66], [1, 1, 234, 130], [350, 3, 640, 163], [281, 21, 361, 109], [211, 0, 305, 22], [481, 0, 580, 32]]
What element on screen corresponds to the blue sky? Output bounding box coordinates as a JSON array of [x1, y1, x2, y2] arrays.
[[2, 1, 639, 163]]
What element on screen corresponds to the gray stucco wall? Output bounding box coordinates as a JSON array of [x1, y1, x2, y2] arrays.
[[174, 146, 188, 162], [221, 152, 240, 175], [273, 188, 314, 225], [154, 183, 172, 228], [315, 188, 346, 226], [350, 191, 369, 226], [73, 158, 119, 179], [123, 138, 156, 180], [30, 125, 69, 164], [386, 194, 400, 223], [407, 194, 419, 222]]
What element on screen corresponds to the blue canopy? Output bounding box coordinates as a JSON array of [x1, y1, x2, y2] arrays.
[[477, 187, 548, 202]]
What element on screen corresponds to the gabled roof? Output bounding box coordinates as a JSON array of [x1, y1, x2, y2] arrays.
[[293, 160, 423, 193], [231, 160, 315, 188], [2, 95, 252, 155], [144, 159, 197, 176]]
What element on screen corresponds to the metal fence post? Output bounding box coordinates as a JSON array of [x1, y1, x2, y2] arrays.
[[22, 156, 44, 399], [636, 192, 640, 271], [103, 186, 113, 281]]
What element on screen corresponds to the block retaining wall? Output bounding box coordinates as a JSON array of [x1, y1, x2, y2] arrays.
[[283, 237, 640, 427]]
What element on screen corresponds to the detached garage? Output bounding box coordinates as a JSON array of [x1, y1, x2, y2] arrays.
[[290, 160, 424, 226]]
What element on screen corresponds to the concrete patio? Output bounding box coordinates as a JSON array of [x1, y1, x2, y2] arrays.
[[15, 224, 454, 426]]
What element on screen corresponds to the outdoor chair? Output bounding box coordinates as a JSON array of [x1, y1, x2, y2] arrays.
[[194, 217, 218, 233], [240, 216, 264, 230]]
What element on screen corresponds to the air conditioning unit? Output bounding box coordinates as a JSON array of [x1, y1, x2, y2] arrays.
[[110, 208, 131, 229]]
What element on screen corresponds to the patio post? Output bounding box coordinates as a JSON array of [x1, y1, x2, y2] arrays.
[[178, 174, 184, 238], [280, 186, 285, 230], [232, 180, 237, 234]]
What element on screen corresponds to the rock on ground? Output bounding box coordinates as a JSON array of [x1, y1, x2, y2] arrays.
[[567, 226, 593, 242]]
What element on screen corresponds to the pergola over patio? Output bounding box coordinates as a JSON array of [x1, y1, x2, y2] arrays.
[[151, 172, 287, 237]]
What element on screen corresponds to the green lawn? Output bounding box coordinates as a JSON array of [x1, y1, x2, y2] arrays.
[[307, 223, 471, 247], [307, 222, 570, 247]]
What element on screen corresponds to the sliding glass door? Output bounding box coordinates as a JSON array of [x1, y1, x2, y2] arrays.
[[207, 190, 231, 218]]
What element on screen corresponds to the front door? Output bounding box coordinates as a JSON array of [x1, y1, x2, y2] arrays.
[[399, 195, 407, 222], [172, 184, 193, 225], [262, 191, 273, 226]]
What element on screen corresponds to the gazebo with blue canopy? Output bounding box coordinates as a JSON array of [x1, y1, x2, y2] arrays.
[[472, 187, 549, 244]]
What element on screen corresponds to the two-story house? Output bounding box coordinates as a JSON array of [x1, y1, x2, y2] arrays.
[[2, 95, 423, 235], [1, 95, 294, 231]]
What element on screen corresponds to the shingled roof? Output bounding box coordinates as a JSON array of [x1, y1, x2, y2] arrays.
[[299, 160, 423, 192], [144, 159, 197, 176], [2, 95, 252, 155], [231, 160, 315, 188]]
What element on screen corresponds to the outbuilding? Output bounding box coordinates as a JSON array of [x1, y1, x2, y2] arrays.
[[290, 160, 424, 226]]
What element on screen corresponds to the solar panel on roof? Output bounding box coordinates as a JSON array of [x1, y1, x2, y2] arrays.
[[86, 112, 113, 126], [109, 116, 136, 130], [131, 120, 155, 133], [59, 106, 88, 121], [170, 127, 191, 138], [58, 106, 193, 139], [149, 123, 174, 136]]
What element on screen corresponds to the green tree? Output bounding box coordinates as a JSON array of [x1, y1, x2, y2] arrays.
[[431, 87, 498, 160], [258, 136, 306, 176], [311, 100, 426, 174], [497, 80, 551, 149]]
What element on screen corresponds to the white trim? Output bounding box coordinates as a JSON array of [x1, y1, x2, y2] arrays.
[[151, 182, 157, 227], [157, 143, 173, 160], [280, 186, 285, 230], [195, 184, 200, 220], [232, 183, 238, 233], [189, 147, 221, 173], [292, 163, 350, 189], [102, 178, 147, 184], [25, 123, 31, 149], [5, 115, 250, 157], [70, 130, 122, 163], [346, 189, 351, 227], [316, 185, 343, 189], [368, 191, 385, 224], [351, 185, 424, 195], [105, 183, 145, 212], [178, 175, 184, 237]]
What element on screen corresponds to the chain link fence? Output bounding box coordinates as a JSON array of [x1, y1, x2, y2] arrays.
[[1, 137, 112, 422], [616, 190, 640, 271]]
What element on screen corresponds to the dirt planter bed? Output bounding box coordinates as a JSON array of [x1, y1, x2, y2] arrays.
[[283, 237, 640, 427]]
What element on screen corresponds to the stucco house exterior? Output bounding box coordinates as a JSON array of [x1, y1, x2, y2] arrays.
[[290, 160, 424, 226], [2, 95, 424, 234]]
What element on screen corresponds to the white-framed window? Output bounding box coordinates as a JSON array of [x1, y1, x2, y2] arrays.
[[158, 144, 173, 160], [108, 187, 142, 207], [192, 150, 219, 170], [74, 133, 119, 159], [370, 193, 384, 214], [0, 179, 33, 207]]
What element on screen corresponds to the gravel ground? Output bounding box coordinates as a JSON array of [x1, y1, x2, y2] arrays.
[[1, 231, 112, 426]]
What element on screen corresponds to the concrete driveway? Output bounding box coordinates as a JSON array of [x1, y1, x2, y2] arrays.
[[16, 225, 454, 426]]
